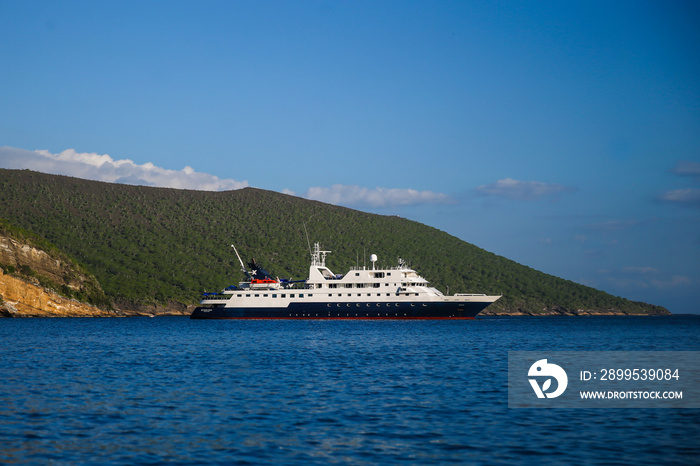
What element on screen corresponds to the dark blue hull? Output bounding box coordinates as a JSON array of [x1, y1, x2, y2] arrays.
[[190, 301, 490, 319]]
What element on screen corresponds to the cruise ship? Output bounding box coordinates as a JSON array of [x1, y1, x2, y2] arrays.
[[190, 243, 500, 319]]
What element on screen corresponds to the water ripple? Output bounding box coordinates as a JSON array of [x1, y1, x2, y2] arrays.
[[0, 316, 698, 464]]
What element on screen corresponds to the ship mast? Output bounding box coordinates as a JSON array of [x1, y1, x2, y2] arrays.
[[310, 242, 331, 267]]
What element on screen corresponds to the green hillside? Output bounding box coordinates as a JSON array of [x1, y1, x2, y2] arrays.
[[0, 169, 668, 315]]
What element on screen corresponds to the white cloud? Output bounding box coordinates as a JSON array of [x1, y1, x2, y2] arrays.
[[475, 178, 573, 201], [659, 188, 700, 208], [661, 161, 700, 208], [0, 146, 248, 191], [301, 184, 452, 208]]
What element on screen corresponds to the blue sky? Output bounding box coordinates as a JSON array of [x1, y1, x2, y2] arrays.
[[1, 1, 699, 313]]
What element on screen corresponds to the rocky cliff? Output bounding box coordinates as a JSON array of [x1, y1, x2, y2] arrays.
[[0, 268, 114, 317], [0, 232, 116, 317], [1, 234, 89, 291], [480, 306, 669, 316], [0, 230, 192, 317]]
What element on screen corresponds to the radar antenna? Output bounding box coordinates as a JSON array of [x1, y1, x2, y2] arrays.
[[370, 254, 378, 270]]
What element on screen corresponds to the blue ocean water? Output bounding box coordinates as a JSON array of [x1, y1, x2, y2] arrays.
[[1, 316, 698, 465]]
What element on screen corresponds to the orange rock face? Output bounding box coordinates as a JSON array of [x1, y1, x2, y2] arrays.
[[0, 268, 113, 317]]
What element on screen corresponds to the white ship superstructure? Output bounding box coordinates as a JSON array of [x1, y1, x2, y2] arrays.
[[191, 243, 500, 319]]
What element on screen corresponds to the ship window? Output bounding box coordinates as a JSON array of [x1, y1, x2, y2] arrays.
[[281, 294, 286, 298], [272, 294, 277, 298], [290, 294, 295, 298], [387, 272, 392, 276], [263, 294, 268, 297], [299, 294, 304, 298], [237, 294, 242, 297], [246, 294, 251, 297], [255, 294, 260, 297], [373, 283, 380, 288], [355, 272, 360, 276], [345, 284, 352, 288]]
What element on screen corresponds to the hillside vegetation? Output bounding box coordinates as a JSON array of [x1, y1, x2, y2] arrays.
[[0, 218, 109, 308], [0, 169, 668, 315]]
